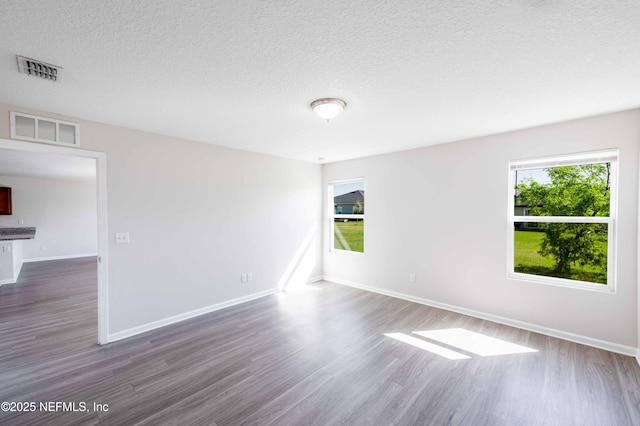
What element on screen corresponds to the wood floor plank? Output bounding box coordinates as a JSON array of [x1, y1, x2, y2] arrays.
[[2, 258, 640, 425]]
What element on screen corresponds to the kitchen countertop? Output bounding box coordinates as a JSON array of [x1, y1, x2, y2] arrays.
[[0, 227, 36, 241]]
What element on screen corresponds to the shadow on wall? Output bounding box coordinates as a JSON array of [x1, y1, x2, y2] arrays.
[[278, 224, 317, 292]]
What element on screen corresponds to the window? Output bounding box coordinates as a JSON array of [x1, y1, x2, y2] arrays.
[[508, 150, 618, 291], [10, 111, 80, 147], [329, 178, 364, 253]]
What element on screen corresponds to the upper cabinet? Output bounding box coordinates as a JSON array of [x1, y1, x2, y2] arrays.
[[0, 187, 11, 215]]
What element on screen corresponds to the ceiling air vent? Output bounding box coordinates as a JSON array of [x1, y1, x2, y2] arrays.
[[16, 55, 63, 82]]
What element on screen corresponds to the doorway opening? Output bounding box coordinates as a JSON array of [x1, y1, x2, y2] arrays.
[[0, 138, 108, 344]]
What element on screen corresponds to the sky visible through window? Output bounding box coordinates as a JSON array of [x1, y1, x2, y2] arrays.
[[515, 168, 550, 186], [333, 181, 364, 196]]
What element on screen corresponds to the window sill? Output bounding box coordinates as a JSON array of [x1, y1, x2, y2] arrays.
[[330, 249, 364, 256], [508, 272, 615, 293]]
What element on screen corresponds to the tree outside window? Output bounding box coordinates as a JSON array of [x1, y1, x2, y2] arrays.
[[509, 151, 617, 290]]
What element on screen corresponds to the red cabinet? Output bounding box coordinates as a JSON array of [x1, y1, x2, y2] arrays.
[[0, 187, 12, 215]]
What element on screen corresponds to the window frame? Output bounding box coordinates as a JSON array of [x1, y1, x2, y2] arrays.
[[507, 150, 618, 292], [329, 177, 365, 255], [10, 111, 80, 147]]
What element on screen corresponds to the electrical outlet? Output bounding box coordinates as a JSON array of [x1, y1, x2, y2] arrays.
[[409, 273, 416, 283], [40, 245, 46, 251], [241, 274, 247, 283], [247, 273, 253, 282], [18, 219, 24, 225], [115, 232, 130, 244]]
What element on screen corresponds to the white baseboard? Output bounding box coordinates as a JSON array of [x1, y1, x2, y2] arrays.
[[323, 275, 637, 357], [23, 253, 98, 263], [108, 288, 280, 343], [307, 275, 324, 283], [0, 278, 16, 286]]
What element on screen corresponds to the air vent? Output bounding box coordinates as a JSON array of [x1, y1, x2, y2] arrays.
[[16, 55, 63, 82]]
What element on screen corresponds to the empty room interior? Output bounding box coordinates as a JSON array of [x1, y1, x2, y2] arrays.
[[1, 1, 640, 425]]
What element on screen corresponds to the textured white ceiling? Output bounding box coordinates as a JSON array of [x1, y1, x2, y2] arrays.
[[0, 0, 639, 163], [0, 148, 95, 181]]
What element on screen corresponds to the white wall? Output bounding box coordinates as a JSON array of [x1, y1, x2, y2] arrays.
[[323, 109, 640, 349], [0, 103, 323, 336], [0, 175, 97, 260]]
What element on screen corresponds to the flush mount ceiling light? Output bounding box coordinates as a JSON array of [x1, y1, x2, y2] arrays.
[[310, 98, 347, 121]]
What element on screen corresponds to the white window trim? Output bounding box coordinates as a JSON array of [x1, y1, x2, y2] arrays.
[[329, 177, 365, 255], [10, 111, 80, 147], [507, 149, 618, 293]]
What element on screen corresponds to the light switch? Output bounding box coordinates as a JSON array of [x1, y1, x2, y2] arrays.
[[115, 232, 130, 244]]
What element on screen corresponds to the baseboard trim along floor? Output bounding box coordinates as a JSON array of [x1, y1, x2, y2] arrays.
[[108, 275, 326, 343], [23, 253, 98, 263], [323, 275, 637, 358], [108, 288, 280, 342]]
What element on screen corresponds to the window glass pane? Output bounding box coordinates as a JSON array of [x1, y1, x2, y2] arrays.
[[59, 123, 76, 144], [514, 163, 611, 217], [334, 219, 364, 252], [514, 223, 608, 284], [333, 181, 364, 215], [332, 180, 364, 253], [38, 119, 56, 141], [15, 115, 35, 138]]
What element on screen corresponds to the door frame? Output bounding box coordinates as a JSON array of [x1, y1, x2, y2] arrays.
[[0, 138, 109, 344]]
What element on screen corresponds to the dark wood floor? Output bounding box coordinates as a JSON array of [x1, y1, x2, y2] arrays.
[[2, 258, 640, 425]]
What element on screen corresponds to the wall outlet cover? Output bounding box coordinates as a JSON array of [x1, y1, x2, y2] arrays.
[[115, 232, 130, 244]]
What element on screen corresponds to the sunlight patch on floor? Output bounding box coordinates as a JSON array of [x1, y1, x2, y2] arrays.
[[277, 291, 319, 316], [282, 284, 322, 293], [384, 332, 470, 360], [413, 328, 538, 356]]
